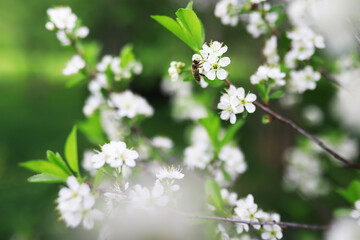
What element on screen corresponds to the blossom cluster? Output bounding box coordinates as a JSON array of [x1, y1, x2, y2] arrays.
[[57, 176, 103, 229], [184, 125, 247, 186], [250, 65, 286, 87], [46, 7, 89, 46], [97, 55, 142, 81], [218, 85, 257, 124], [192, 41, 231, 81], [214, 194, 282, 240]]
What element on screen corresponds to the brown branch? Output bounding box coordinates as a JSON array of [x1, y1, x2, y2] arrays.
[[223, 79, 360, 169], [177, 212, 329, 231], [318, 67, 341, 87], [253, 101, 360, 169]]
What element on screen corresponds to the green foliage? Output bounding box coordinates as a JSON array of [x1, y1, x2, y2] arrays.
[[47, 150, 72, 176], [219, 120, 244, 146], [333, 208, 352, 218], [64, 126, 80, 176], [28, 173, 66, 183], [199, 113, 221, 149], [83, 41, 102, 67], [270, 90, 284, 99], [262, 114, 271, 124], [20, 160, 68, 180], [66, 77, 87, 88], [151, 2, 205, 52], [78, 112, 106, 145], [120, 44, 135, 68], [205, 179, 225, 216], [338, 180, 360, 204], [92, 169, 104, 194]]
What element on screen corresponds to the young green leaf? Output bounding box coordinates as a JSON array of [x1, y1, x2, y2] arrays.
[[92, 169, 104, 193], [337, 181, 360, 204], [66, 77, 87, 88], [83, 41, 102, 67], [270, 90, 284, 99], [47, 150, 72, 175], [65, 126, 80, 176], [219, 119, 244, 147], [205, 179, 225, 215], [119, 44, 135, 68], [28, 173, 66, 183], [186, 1, 193, 10], [20, 160, 69, 178], [175, 8, 204, 51], [78, 113, 106, 145], [199, 113, 220, 148], [151, 15, 193, 50]]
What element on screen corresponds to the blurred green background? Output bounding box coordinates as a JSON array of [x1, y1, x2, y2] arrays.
[[0, 0, 356, 239]]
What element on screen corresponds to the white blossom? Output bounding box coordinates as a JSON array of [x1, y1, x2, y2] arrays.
[[218, 85, 256, 124], [184, 144, 213, 170], [234, 194, 262, 233], [62, 55, 86, 76], [326, 218, 360, 240], [192, 41, 231, 81], [250, 65, 286, 86], [56, 30, 71, 46], [128, 181, 169, 209], [156, 166, 184, 192], [91, 141, 139, 172], [221, 188, 238, 206], [350, 200, 360, 225], [82, 150, 97, 176], [219, 145, 248, 176], [75, 26, 89, 38], [215, 0, 242, 26], [247, 11, 278, 38], [168, 61, 185, 82], [263, 36, 279, 65], [261, 225, 283, 240], [45, 22, 55, 31], [57, 176, 102, 229], [83, 93, 104, 117], [109, 90, 154, 118], [47, 7, 77, 31], [152, 136, 173, 150], [288, 66, 321, 93]]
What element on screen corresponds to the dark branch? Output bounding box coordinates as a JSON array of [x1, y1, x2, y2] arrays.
[[177, 212, 329, 231], [253, 101, 360, 169]]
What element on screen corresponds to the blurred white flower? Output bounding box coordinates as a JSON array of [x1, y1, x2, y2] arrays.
[[250, 65, 286, 86], [82, 150, 97, 176], [247, 11, 278, 38], [326, 218, 360, 240], [62, 55, 86, 75], [184, 144, 213, 170], [235, 194, 262, 233], [152, 136, 173, 150], [288, 66, 321, 93], [57, 176, 102, 229], [168, 61, 185, 82], [350, 200, 360, 225], [219, 145, 247, 175], [221, 188, 238, 206], [75, 26, 89, 38], [109, 90, 154, 118], [47, 7, 77, 31], [215, 0, 242, 26], [263, 36, 279, 65]]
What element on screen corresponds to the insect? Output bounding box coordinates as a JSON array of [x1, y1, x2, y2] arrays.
[[191, 59, 205, 82]]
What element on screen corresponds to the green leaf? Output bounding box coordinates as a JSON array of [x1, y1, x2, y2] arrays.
[[28, 173, 66, 183], [333, 208, 352, 218], [66, 77, 87, 88], [151, 5, 205, 52], [270, 90, 284, 99], [20, 160, 68, 178], [78, 113, 106, 145], [151, 15, 194, 50], [83, 41, 102, 67], [219, 119, 244, 147], [221, 166, 232, 182], [269, 5, 284, 13], [205, 179, 225, 215], [337, 181, 360, 203], [262, 115, 271, 124], [186, 1, 193, 9], [255, 84, 266, 100], [119, 44, 135, 68], [199, 113, 220, 148], [65, 126, 79, 175], [175, 8, 204, 51], [47, 151, 72, 175]]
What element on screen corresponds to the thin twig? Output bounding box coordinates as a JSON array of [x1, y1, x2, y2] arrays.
[[318, 67, 341, 87], [253, 101, 360, 169], [177, 212, 329, 231], [224, 79, 360, 169]]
